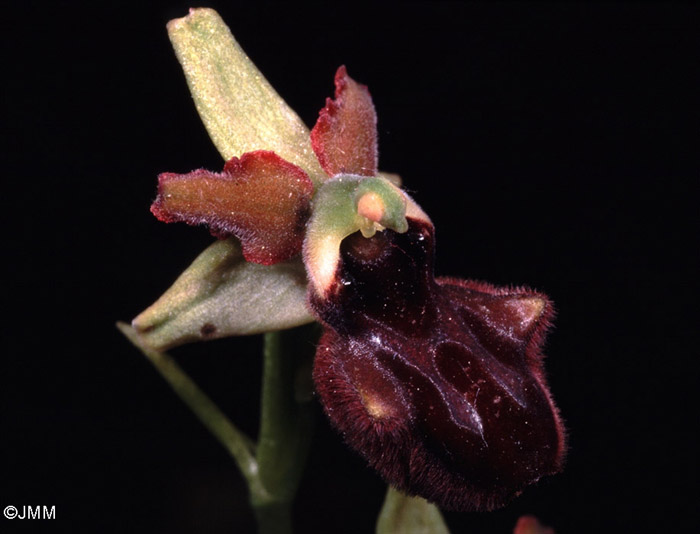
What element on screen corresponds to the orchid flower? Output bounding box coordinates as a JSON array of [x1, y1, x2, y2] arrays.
[[126, 7, 565, 520]]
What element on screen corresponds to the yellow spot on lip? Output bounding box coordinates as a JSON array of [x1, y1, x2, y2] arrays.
[[359, 388, 393, 419], [507, 297, 546, 335]]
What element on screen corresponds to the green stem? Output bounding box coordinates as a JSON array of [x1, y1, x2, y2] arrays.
[[118, 322, 318, 534], [253, 502, 293, 534], [116, 322, 263, 495], [251, 326, 317, 534]]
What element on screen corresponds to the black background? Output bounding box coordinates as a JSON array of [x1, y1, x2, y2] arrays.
[[2, 2, 697, 533]]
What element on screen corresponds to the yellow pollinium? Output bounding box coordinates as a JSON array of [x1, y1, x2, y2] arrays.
[[357, 191, 385, 222], [357, 192, 386, 238]]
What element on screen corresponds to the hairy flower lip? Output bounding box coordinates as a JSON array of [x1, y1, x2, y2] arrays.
[[310, 219, 565, 512]]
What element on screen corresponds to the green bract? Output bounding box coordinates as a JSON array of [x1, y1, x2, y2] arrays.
[[132, 238, 312, 350]]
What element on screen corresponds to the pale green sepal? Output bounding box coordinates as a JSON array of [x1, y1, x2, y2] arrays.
[[376, 486, 451, 534], [132, 238, 313, 350], [167, 8, 326, 187]]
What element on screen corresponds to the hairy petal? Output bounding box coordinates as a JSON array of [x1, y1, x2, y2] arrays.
[[151, 151, 313, 265], [310, 66, 378, 177]]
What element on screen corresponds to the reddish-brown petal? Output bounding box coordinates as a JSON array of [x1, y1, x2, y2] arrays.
[[310, 66, 378, 177], [151, 151, 313, 265]]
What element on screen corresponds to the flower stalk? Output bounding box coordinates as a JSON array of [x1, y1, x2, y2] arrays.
[[118, 322, 316, 534], [252, 327, 317, 533], [116, 323, 260, 489]]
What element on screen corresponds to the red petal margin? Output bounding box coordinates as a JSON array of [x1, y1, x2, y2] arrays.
[[310, 66, 378, 177], [151, 151, 313, 265]]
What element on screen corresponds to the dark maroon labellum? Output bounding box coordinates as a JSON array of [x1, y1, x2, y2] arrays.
[[310, 219, 565, 511]]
